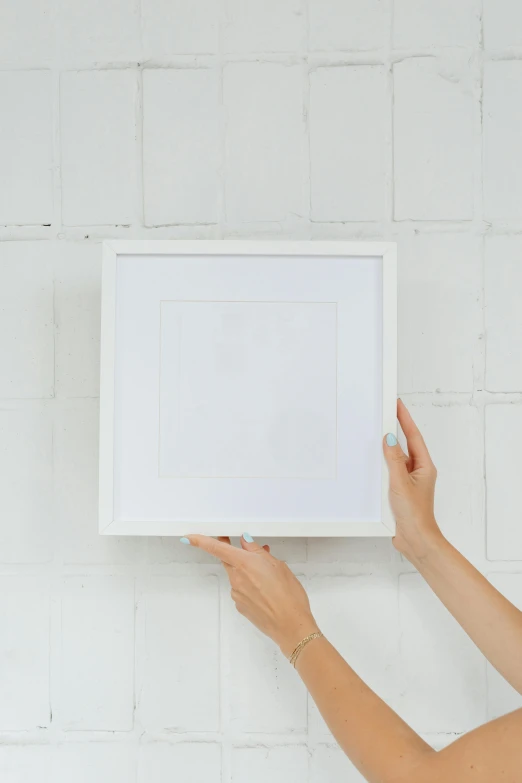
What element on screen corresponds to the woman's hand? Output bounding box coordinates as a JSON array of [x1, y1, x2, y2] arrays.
[[383, 399, 444, 564], [384, 400, 522, 702], [181, 534, 319, 657]]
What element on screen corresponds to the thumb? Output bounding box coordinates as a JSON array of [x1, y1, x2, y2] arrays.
[[383, 432, 409, 482], [239, 533, 264, 553]]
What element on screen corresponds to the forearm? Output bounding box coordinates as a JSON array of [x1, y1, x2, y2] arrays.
[[294, 635, 433, 783], [412, 534, 522, 694], [294, 632, 522, 783]]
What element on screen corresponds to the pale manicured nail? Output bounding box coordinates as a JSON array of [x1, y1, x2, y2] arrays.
[[243, 532, 254, 543], [180, 537, 190, 545], [386, 433, 398, 447]]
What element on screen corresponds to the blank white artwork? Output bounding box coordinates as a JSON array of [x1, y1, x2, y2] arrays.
[[100, 241, 396, 536], [159, 300, 338, 479]]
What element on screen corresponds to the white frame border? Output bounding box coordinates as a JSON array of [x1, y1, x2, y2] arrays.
[[99, 241, 397, 538]]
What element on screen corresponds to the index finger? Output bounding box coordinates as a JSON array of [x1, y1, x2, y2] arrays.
[[397, 399, 433, 469], [183, 534, 247, 566]]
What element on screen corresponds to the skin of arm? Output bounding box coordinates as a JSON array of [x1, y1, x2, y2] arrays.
[[182, 399, 522, 782], [296, 636, 522, 783], [387, 400, 522, 697]]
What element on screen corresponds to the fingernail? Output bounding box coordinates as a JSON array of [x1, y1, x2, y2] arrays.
[[180, 537, 190, 545], [243, 532, 254, 543], [386, 433, 398, 447]]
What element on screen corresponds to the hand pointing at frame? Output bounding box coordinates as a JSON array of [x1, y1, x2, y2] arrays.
[[180, 533, 320, 658]]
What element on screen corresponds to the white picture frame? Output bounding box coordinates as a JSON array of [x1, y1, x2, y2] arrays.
[[99, 240, 397, 538]]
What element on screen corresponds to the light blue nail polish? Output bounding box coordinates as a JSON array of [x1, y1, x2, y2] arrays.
[[243, 532, 254, 543], [180, 537, 190, 545], [386, 433, 398, 447]]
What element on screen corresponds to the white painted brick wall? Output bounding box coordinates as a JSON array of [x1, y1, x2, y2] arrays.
[[398, 575, 487, 733], [0, 1, 53, 67], [485, 236, 522, 391], [0, 407, 54, 563], [223, 0, 306, 53], [310, 744, 365, 782], [0, 577, 50, 730], [394, 57, 475, 220], [60, 71, 138, 226], [54, 242, 102, 398], [0, 72, 53, 225], [142, 0, 219, 56], [56, 0, 141, 64], [307, 575, 401, 736], [398, 233, 482, 393], [309, 66, 387, 222], [483, 61, 522, 221], [143, 68, 220, 226], [54, 399, 142, 565], [0, 0, 521, 779], [138, 743, 221, 783], [309, 0, 391, 51], [404, 403, 484, 563], [483, 0, 522, 48], [56, 576, 135, 730], [55, 743, 137, 783], [135, 576, 220, 731], [0, 243, 54, 398], [223, 591, 308, 733], [485, 405, 522, 560], [0, 746, 53, 783], [232, 746, 309, 783], [393, 0, 481, 48], [224, 62, 307, 226]]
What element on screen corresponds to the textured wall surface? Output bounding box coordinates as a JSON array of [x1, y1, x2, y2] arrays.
[[1, 1, 522, 781]]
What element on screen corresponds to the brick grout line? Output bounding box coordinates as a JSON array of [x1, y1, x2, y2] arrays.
[[18, 44, 522, 72], [217, 3, 230, 778], [386, 0, 395, 234], [303, 0, 312, 757], [5, 219, 522, 242], [135, 67, 145, 229], [216, 0, 227, 240]]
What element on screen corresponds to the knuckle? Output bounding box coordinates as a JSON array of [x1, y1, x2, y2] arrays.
[[275, 560, 288, 577]]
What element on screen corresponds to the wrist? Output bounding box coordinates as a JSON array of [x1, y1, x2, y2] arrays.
[[407, 527, 449, 569], [277, 616, 320, 659]]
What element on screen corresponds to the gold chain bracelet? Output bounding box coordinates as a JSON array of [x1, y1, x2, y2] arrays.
[[289, 631, 323, 667]]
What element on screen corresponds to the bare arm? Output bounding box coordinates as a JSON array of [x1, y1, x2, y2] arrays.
[[185, 532, 522, 783], [296, 633, 522, 783], [413, 537, 522, 694], [385, 400, 522, 695], [181, 397, 522, 782], [294, 634, 435, 782]]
